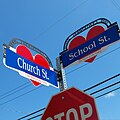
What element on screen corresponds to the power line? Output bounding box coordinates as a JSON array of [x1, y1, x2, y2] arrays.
[[0, 82, 30, 98], [1, 0, 119, 112], [27, 114, 43, 120], [2, 15, 119, 106], [0, 106, 26, 114], [24, 85, 120, 120], [0, 83, 31, 100], [1, 0, 90, 109], [0, 86, 42, 106], [90, 80, 120, 95], [112, 0, 120, 11], [0, 0, 88, 105], [3, 43, 119, 105], [1, 0, 89, 100], [84, 73, 120, 92], [95, 86, 120, 99], [16, 43, 120, 119], [66, 46, 120, 75], [17, 73, 120, 119], [17, 108, 45, 120], [30, 0, 89, 41]]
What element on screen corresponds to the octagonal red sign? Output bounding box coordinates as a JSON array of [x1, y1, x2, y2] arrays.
[[41, 87, 99, 120]]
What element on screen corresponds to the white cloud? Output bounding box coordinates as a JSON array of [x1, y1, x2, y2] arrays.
[[105, 92, 116, 98]]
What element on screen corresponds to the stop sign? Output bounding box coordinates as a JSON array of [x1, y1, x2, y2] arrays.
[[41, 87, 99, 120]]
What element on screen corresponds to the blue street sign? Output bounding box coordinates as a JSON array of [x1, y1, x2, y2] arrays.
[[4, 48, 58, 88], [61, 24, 120, 68]]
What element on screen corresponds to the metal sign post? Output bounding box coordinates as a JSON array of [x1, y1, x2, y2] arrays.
[[56, 57, 67, 91]]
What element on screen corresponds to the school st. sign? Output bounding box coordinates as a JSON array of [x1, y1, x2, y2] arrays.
[[61, 23, 120, 68]]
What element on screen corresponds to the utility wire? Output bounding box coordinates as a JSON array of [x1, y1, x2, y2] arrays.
[[2, 0, 120, 119], [3, 32, 115, 104], [17, 73, 120, 119], [0, 82, 30, 98], [2, 45, 118, 103], [1, 0, 119, 104], [90, 80, 120, 95], [66, 46, 120, 75], [30, 0, 89, 41], [1, 22, 119, 106], [0, 86, 42, 106], [17, 108, 45, 120], [25, 85, 120, 120], [112, 0, 120, 11], [27, 114, 43, 120], [21, 42, 120, 119], [1, 0, 119, 106], [84, 73, 120, 92], [2, 46, 119, 118], [1, 0, 89, 106], [95, 86, 120, 99], [0, 106, 27, 114], [0, 83, 31, 100]]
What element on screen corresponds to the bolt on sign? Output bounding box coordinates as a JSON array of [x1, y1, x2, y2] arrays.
[[3, 44, 58, 88], [41, 87, 99, 120], [60, 19, 120, 68]]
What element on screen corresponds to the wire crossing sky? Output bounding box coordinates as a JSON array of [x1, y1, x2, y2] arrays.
[[18, 73, 120, 119], [0, 0, 120, 119]]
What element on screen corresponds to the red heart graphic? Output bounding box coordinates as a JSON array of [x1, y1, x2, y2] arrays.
[[68, 26, 105, 62], [16, 45, 50, 86]]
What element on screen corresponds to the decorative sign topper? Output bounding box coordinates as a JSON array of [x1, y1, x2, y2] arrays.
[[60, 19, 120, 68], [3, 44, 58, 88]]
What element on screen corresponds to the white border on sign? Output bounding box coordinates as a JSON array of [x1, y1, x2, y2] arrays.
[[3, 46, 59, 88]]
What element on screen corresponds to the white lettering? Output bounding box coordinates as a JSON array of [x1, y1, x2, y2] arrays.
[[42, 69, 49, 80], [69, 53, 74, 60], [17, 57, 50, 81], [33, 66, 37, 75], [26, 64, 31, 71], [104, 36, 110, 42], [30, 66, 33, 72], [98, 37, 104, 44], [46, 117, 53, 120], [68, 41, 96, 61], [36, 66, 41, 76], [88, 44, 94, 50], [66, 108, 79, 120], [22, 59, 27, 70], [78, 49, 83, 55], [54, 112, 64, 120], [74, 52, 79, 58], [45, 103, 94, 120], [98, 36, 110, 44], [83, 47, 88, 52], [17, 58, 22, 68], [80, 103, 93, 120]]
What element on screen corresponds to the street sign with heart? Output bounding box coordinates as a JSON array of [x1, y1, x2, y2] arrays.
[[16, 45, 50, 86], [61, 24, 120, 68], [3, 45, 58, 88], [68, 26, 105, 63]]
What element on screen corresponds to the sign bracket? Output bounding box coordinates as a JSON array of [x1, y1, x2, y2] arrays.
[[56, 57, 67, 91]]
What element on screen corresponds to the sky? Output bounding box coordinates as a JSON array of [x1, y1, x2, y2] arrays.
[[0, 0, 120, 120]]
